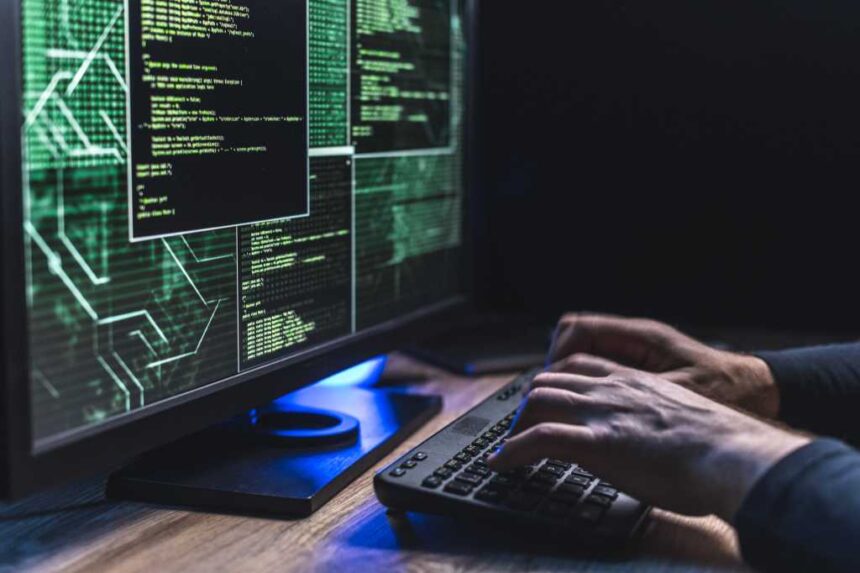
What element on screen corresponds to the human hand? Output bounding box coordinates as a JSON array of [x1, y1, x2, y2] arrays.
[[488, 368, 810, 521], [548, 313, 780, 418]]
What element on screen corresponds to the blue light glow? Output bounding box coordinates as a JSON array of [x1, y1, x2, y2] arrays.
[[315, 356, 388, 388]]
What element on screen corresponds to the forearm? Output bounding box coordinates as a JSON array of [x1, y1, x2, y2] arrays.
[[735, 439, 860, 573], [757, 343, 860, 444]]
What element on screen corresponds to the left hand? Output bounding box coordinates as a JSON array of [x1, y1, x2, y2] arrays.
[[488, 367, 810, 521], [547, 313, 780, 418]]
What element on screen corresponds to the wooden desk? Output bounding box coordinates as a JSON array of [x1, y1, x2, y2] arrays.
[[0, 356, 750, 573]]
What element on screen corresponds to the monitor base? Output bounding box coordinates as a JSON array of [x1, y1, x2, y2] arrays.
[[106, 385, 441, 518]]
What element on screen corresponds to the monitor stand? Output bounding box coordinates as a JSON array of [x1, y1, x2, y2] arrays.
[[106, 384, 441, 518]]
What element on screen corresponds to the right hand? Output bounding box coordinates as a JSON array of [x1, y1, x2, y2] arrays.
[[547, 314, 781, 419], [490, 367, 809, 521]]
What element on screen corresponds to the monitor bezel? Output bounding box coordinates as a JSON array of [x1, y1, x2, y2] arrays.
[[0, 0, 481, 499]]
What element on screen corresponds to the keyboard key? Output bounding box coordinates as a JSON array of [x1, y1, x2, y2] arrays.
[[472, 438, 490, 449], [571, 467, 594, 478], [475, 488, 506, 504], [538, 465, 565, 478], [564, 475, 592, 487], [466, 465, 490, 477], [412, 452, 428, 461], [390, 468, 407, 478], [464, 446, 481, 457], [548, 460, 573, 469], [455, 473, 483, 486], [445, 460, 463, 471], [556, 483, 586, 498], [530, 472, 559, 485], [571, 503, 605, 524], [401, 460, 418, 469], [592, 485, 618, 499], [542, 465, 568, 476], [471, 458, 489, 468], [422, 476, 442, 489], [434, 467, 454, 479], [506, 492, 543, 511], [444, 481, 474, 496], [585, 494, 613, 508], [454, 452, 471, 463]]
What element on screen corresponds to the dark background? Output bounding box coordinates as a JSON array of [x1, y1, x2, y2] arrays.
[[475, 0, 860, 333]]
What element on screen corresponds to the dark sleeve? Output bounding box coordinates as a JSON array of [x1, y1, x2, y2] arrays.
[[756, 343, 860, 444], [735, 439, 860, 573]]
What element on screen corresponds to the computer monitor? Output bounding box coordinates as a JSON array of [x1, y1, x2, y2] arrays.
[[0, 0, 477, 499]]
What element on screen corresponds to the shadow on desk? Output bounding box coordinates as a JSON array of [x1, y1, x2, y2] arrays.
[[0, 478, 753, 573], [327, 498, 752, 573], [1, 483, 752, 573]]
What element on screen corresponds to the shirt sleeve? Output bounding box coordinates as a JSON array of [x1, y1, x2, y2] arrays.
[[735, 438, 860, 573], [756, 343, 860, 444]]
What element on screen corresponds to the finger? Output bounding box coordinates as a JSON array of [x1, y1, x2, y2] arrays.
[[510, 386, 593, 436], [548, 313, 678, 368], [530, 371, 603, 394], [549, 353, 626, 377], [489, 423, 595, 471]]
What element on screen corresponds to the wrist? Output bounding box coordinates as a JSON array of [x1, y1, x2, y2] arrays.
[[706, 426, 810, 522], [727, 353, 780, 418]]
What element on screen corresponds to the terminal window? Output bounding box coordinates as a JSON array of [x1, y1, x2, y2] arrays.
[[127, 0, 310, 240], [19, 0, 467, 449], [239, 156, 353, 370], [351, 0, 453, 152]]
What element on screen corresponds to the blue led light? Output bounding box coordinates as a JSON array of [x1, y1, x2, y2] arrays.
[[316, 356, 388, 388]]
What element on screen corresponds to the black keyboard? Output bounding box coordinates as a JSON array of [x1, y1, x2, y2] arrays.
[[374, 370, 651, 546]]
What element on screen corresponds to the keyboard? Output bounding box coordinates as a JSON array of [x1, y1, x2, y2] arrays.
[[374, 369, 651, 546]]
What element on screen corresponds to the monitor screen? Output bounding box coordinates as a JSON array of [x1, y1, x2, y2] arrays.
[[18, 0, 468, 452]]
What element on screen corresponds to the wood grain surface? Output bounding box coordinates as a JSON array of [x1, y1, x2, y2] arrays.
[[0, 355, 751, 573]]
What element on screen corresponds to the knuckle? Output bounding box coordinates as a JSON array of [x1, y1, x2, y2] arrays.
[[559, 312, 579, 326], [562, 393, 588, 411], [594, 420, 624, 442], [531, 372, 555, 385], [527, 386, 556, 403], [532, 423, 559, 441], [579, 315, 601, 331]]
